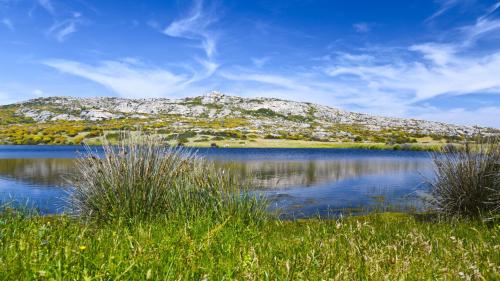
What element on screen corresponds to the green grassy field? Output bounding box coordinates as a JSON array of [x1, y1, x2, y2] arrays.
[[0, 212, 498, 280], [186, 138, 444, 151]]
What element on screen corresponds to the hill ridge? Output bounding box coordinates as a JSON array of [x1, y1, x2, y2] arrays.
[[1, 92, 497, 146]]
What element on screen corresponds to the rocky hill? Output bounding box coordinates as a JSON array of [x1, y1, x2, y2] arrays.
[[0, 92, 496, 145]]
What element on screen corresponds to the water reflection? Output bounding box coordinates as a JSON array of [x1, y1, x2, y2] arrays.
[[0, 158, 430, 189], [0, 148, 433, 216], [226, 158, 429, 188], [0, 158, 75, 187]]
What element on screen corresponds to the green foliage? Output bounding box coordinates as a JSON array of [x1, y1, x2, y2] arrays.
[[104, 132, 124, 142], [0, 106, 471, 149], [68, 133, 265, 223], [264, 134, 281, 139], [0, 212, 498, 280], [0, 106, 34, 125], [184, 96, 203, 105], [429, 139, 500, 219], [387, 134, 417, 144], [254, 108, 281, 118]]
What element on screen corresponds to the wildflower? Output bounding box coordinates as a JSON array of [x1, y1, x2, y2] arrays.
[[79, 245, 87, 251]]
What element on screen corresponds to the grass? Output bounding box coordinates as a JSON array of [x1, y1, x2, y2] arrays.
[[187, 138, 443, 151], [67, 133, 266, 223], [429, 139, 500, 219], [0, 212, 498, 280]]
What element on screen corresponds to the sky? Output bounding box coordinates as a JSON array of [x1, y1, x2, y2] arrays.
[[0, 0, 499, 128]]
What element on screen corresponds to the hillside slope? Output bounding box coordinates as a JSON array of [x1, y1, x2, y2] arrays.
[[0, 92, 496, 146]]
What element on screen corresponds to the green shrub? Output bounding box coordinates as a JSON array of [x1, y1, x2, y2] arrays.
[[68, 132, 266, 223], [429, 139, 500, 219]]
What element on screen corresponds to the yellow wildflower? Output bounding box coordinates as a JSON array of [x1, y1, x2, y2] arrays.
[[79, 245, 87, 251]]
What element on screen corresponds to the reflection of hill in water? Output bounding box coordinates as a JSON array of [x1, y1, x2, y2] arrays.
[[0, 157, 431, 189], [0, 159, 75, 187], [218, 159, 431, 188]]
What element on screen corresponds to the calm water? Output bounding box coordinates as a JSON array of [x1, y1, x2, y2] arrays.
[[0, 146, 434, 218]]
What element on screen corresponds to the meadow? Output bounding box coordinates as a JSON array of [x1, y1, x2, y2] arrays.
[[1, 212, 498, 280]]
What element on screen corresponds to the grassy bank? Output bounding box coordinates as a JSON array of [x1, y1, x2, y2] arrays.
[[181, 139, 444, 151], [0, 212, 498, 280]]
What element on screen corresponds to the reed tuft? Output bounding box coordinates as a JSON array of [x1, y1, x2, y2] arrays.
[[429, 138, 500, 219], [67, 132, 266, 223]]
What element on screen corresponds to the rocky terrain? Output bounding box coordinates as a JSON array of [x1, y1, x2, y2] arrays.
[[0, 92, 497, 145]]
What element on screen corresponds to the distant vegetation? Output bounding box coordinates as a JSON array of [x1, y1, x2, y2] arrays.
[[0, 115, 465, 151], [2, 94, 495, 149]]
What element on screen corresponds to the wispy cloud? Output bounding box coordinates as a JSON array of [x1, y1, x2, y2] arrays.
[[1, 18, 14, 31], [163, 0, 218, 59], [220, 72, 314, 93], [460, 2, 500, 44], [37, 0, 55, 15], [43, 59, 189, 98], [42, 58, 218, 98], [46, 13, 82, 42], [325, 48, 500, 102], [32, 89, 44, 97], [425, 0, 463, 23], [251, 57, 270, 68], [410, 106, 500, 128], [324, 4, 500, 105], [217, 4, 500, 127], [353, 22, 371, 33]]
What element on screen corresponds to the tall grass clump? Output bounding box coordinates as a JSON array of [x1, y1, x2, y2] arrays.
[[429, 138, 500, 219], [67, 132, 266, 223]]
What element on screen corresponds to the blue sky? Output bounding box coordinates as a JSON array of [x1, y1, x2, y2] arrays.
[[0, 0, 499, 127]]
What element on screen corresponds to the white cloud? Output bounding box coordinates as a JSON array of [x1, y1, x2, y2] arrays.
[[54, 22, 76, 42], [251, 57, 270, 68], [218, 6, 500, 128], [190, 57, 218, 81], [408, 43, 458, 66], [147, 20, 160, 30], [353, 22, 370, 33], [43, 59, 189, 98], [37, 0, 55, 14], [1, 18, 13, 31], [220, 72, 313, 93], [324, 6, 500, 105], [1, 18, 14, 31], [42, 58, 218, 98], [424, 0, 472, 23], [46, 13, 82, 42], [336, 52, 374, 63], [462, 18, 500, 45], [163, 0, 218, 59], [32, 89, 44, 96], [410, 106, 500, 128], [326, 48, 500, 102]]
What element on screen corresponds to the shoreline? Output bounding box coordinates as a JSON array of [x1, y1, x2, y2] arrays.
[[0, 139, 446, 151]]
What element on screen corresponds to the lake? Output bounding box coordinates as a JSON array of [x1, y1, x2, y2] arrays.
[[0, 146, 434, 218]]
